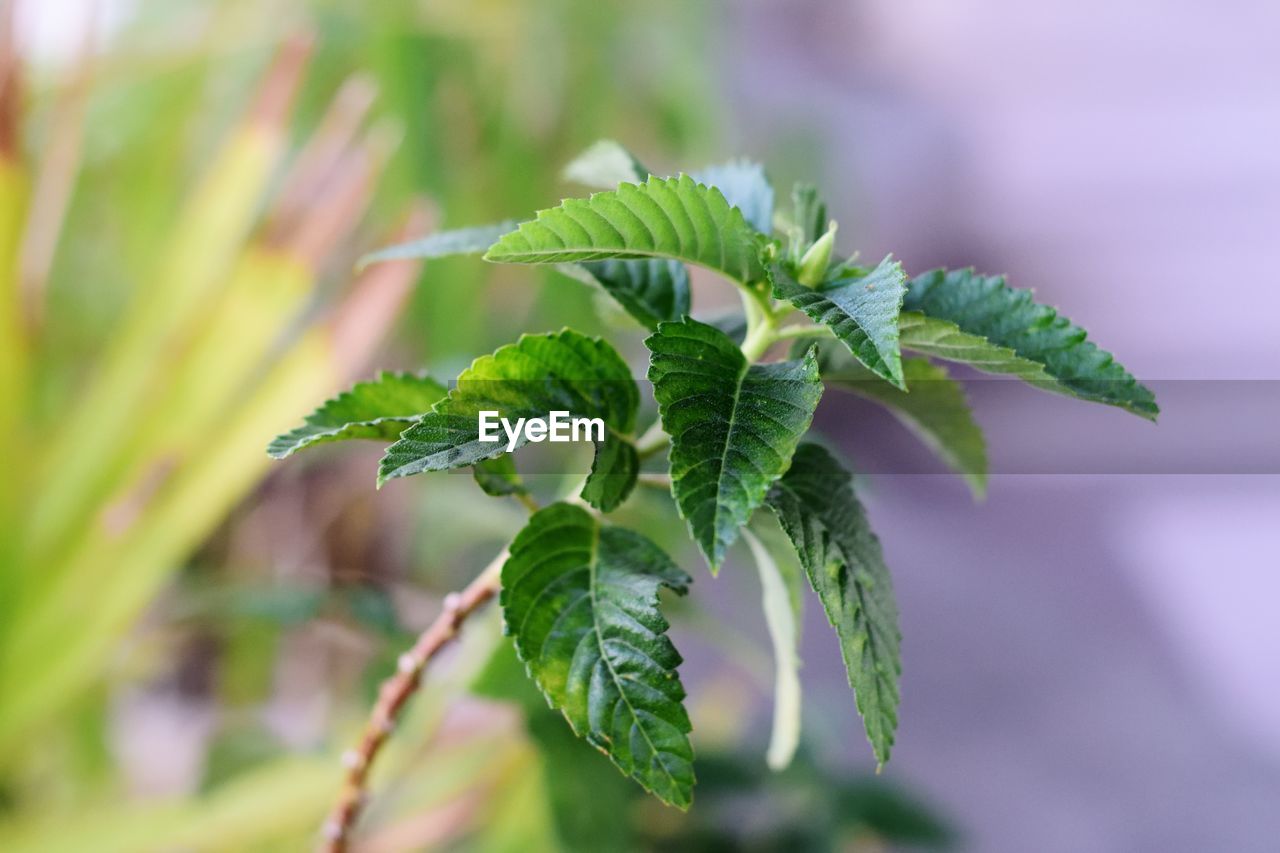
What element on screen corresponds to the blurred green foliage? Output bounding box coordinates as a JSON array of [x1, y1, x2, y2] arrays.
[[0, 1, 954, 848]]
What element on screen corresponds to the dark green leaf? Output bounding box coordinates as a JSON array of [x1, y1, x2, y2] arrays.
[[652, 751, 955, 850], [485, 176, 770, 291], [646, 317, 823, 570], [267, 371, 447, 459], [692, 160, 774, 234], [820, 348, 988, 497], [356, 220, 519, 270], [903, 268, 1158, 419], [501, 503, 695, 808], [774, 255, 908, 388], [898, 311, 1054, 382], [580, 431, 639, 512], [379, 331, 637, 485], [766, 443, 901, 766], [557, 258, 690, 331]]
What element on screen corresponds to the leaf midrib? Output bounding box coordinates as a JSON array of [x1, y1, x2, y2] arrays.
[[708, 356, 750, 565], [585, 524, 682, 794], [845, 558, 895, 765], [491, 244, 757, 286]]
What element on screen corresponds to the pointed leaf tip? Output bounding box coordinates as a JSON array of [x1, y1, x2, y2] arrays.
[[501, 503, 695, 806], [775, 255, 908, 389], [766, 444, 902, 765]]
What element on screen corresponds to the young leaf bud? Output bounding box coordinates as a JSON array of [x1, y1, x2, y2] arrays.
[[796, 220, 837, 287]]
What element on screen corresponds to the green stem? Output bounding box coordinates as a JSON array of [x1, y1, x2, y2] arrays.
[[635, 419, 670, 460], [773, 324, 834, 342], [740, 312, 778, 362], [513, 491, 540, 514], [636, 472, 672, 490]]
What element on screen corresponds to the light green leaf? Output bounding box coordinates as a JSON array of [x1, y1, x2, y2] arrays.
[[501, 503, 695, 808], [472, 455, 528, 498], [356, 220, 519, 270], [562, 140, 649, 189], [820, 348, 988, 498], [579, 432, 639, 512], [693, 160, 774, 235], [898, 311, 1055, 382], [563, 144, 776, 237], [267, 371, 447, 459], [774, 255, 908, 388], [741, 527, 803, 771], [472, 641, 637, 851], [378, 331, 637, 486], [485, 176, 770, 292], [646, 317, 823, 570], [556, 259, 690, 331], [766, 443, 901, 766], [903, 268, 1158, 419]]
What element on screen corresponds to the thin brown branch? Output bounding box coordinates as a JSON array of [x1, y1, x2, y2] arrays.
[[320, 550, 506, 852]]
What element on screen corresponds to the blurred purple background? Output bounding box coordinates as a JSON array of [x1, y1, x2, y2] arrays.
[[699, 2, 1280, 850]]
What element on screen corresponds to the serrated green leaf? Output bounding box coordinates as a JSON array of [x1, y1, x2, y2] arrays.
[[563, 144, 776, 237], [472, 455, 528, 498], [742, 527, 803, 771], [766, 443, 901, 766], [556, 259, 690, 331], [550, 154, 764, 323], [379, 331, 637, 485], [903, 268, 1158, 419], [562, 139, 649, 189], [898, 311, 1055, 382], [646, 317, 823, 570], [485, 175, 770, 291], [820, 348, 988, 498], [267, 371, 447, 459], [580, 431, 639, 512], [356, 220, 519, 270], [774, 255, 908, 388], [501, 503, 695, 808], [557, 151, 693, 331], [692, 160, 774, 235]]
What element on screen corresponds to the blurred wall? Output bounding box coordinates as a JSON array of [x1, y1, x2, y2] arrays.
[[716, 1, 1280, 850]]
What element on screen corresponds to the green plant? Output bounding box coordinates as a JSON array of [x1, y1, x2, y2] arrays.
[[273, 140, 1157, 848]]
